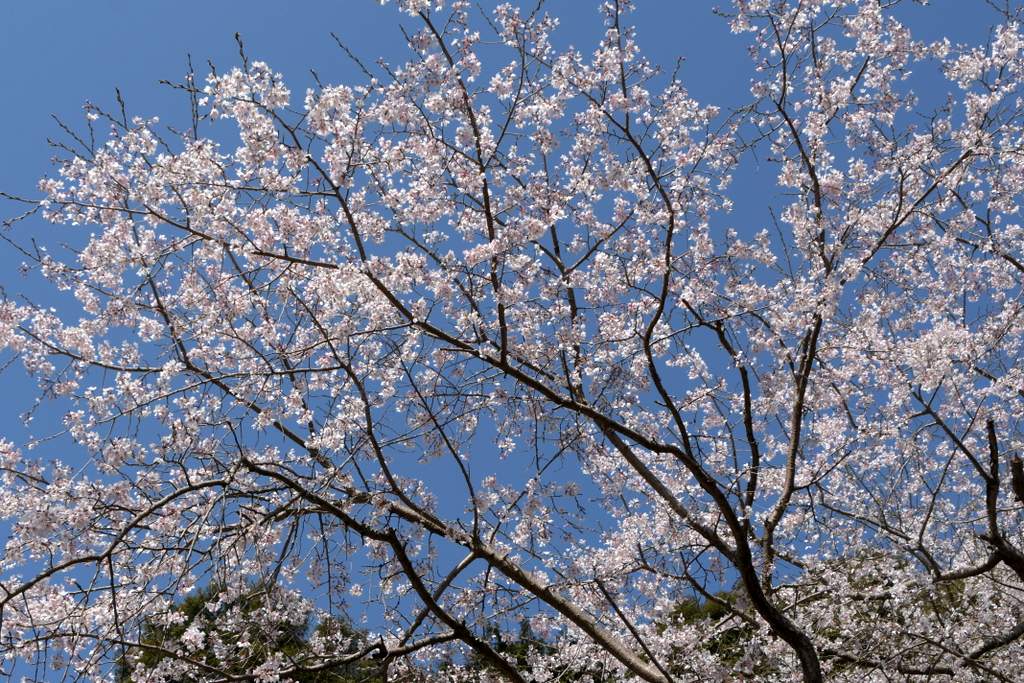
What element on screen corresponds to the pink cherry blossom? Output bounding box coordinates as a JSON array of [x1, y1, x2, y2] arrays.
[[2, 1, 1024, 681]]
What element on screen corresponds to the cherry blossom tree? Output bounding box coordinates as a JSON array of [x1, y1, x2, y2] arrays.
[[2, 0, 1024, 680]]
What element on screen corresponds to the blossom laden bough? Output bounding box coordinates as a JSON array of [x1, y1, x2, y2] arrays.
[[2, 0, 1024, 681]]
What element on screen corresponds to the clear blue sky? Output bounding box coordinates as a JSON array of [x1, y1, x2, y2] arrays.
[[0, 0, 992, 457], [0, 2, 1001, 675]]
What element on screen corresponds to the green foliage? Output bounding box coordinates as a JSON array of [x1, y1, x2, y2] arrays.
[[117, 582, 384, 682], [661, 591, 755, 672], [462, 620, 620, 682]]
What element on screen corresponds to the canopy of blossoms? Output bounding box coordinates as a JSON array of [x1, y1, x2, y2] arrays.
[[1, 1, 1024, 681]]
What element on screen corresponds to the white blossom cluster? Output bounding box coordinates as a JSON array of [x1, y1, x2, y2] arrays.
[[1, 0, 1024, 681]]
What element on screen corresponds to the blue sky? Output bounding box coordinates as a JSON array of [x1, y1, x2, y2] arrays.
[[0, 0, 988, 443], [0, 1, 754, 448], [0, 0, 997, 564], [0, 0, 1003, 674], [0, 0, 996, 506]]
